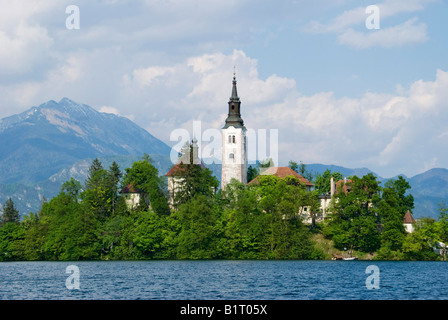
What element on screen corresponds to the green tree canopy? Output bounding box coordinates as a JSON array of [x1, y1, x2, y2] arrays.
[[313, 169, 343, 195], [1, 198, 20, 225], [123, 158, 170, 215], [172, 163, 219, 208], [324, 173, 381, 253]]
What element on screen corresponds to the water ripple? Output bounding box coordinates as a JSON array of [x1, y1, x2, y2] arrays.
[[1, 260, 448, 300]]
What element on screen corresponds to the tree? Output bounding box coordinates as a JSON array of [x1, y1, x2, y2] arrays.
[[174, 194, 222, 259], [402, 217, 440, 260], [324, 174, 381, 253], [78, 158, 118, 222], [123, 159, 170, 215], [85, 158, 106, 190], [288, 161, 299, 173], [377, 176, 412, 252], [221, 179, 263, 258], [247, 165, 259, 183], [173, 163, 219, 208], [106, 161, 122, 215], [298, 161, 313, 181], [1, 198, 20, 225], [435, 202, 448, 260], [313, 169, 343, 195], [260, 158, 274, 169], [383, 176, 414, 215], [302, 190, 322, 228], [61, 178, 82, 202], [252, 175, 321, 259], [0, 222, 25, 261], [133, 211, 170, 259]]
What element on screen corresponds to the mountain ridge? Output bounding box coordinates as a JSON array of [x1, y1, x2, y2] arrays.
[[0, 98, 171, 185], [0, 98, 446, 219]]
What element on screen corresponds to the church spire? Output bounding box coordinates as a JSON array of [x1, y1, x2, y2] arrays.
[[223, 72, 244, 129], [230, 76, 239, 101], [230, 67, 239, 101]]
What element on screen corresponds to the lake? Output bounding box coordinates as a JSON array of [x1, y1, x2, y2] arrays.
[[1, 260, 448, 300]]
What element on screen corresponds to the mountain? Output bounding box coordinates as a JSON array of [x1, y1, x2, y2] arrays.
[[0, 97, 446, 219], [307, 165, 448, 219], [0, 98, 171, 185], [0, 154, 176, 216], [305, 164, 380, 180], [409, 168, 448, 219]]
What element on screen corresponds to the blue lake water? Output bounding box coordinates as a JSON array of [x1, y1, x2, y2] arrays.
[[1, 260, 448, 300]]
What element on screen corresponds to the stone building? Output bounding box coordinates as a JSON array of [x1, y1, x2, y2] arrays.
[[119, 184, 149, 210], [403, 210, 416, 233], [221, 74, 247, 190], [166, 138, 205, 206]]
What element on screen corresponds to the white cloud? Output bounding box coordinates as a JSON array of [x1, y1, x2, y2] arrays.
[[338, 18, 427, 49], [0, 1, 445, 178], [117, 49, 448, 177], [131, 66, 177, 87], [2, 45, 448, 177], [303, 0, 433, 49], [99, 106, 120, 115], [0, 21, 54, 74]]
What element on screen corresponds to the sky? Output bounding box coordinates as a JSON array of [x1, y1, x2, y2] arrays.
[[0, 0, 447, 178]]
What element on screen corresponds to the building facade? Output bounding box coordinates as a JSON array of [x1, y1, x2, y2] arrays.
[[119, 184, 149, 210], [221, 75, 247, 190], [166, 138, 205, 206]]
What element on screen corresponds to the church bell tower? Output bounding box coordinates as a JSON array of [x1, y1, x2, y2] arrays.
[[221, 73, 247, 190]]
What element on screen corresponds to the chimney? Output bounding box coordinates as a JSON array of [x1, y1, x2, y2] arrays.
[[330, 177, 335, 197], [191, 137, 200, 164]]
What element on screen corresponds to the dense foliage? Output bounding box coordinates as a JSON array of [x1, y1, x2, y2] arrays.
[[0, 158, 324, 261], [1, 159, 447, 261], [322, 173, 448, 260]]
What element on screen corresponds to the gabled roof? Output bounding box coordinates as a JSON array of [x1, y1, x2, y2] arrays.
[[119, 184, 143, 194], [248, 166, 314, 186], [165, 162, 206, 177], [403, 210, 416, 224], [335, 179, 353, 195]]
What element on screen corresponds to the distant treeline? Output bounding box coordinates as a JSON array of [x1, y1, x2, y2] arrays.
[[1, 157, 448, 261]]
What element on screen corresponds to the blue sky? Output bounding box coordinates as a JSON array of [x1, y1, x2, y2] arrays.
[[0, 0, 447, 178]]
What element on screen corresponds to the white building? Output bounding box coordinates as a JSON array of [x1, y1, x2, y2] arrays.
[[221, 74, 247, 190], [119, 184, 149, 210], [403, 210, 416, 233], [166, 138, 205, 206]]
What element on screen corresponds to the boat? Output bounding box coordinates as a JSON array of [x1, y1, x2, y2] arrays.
[[342, 257, 358, 260]]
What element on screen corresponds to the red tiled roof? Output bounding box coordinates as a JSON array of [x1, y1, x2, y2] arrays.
[[403, 210, 416, 224], [248, 166, 314, 186], [165, 162, 206, 177], [119, 184, 143, 194], [335, 179, 353, 195]]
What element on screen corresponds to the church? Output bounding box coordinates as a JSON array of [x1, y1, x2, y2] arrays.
[[221, 73, 248, 190], [121, 72, 418, 232], [164, 73, 249, 198], [219, 74, 314, 194], [165, 73, 314, 202]]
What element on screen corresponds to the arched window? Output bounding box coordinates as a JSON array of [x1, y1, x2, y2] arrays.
[[229, 153, 234, 159], [232, 135, 236, 143]]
